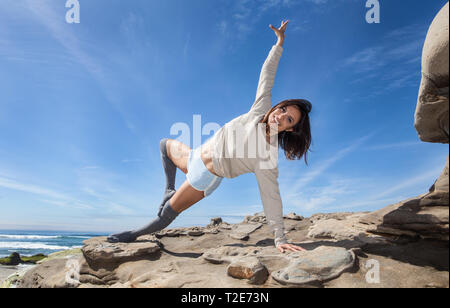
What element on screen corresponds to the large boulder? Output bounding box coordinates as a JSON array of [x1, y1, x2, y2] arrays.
[[82, 236, 161, 268], [415, 2, 449, 143], [227, 256, 269, 285], [271, 247, 355, 287]]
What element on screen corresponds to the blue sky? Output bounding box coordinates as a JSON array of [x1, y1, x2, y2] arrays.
[[0, 0, 448, 233]]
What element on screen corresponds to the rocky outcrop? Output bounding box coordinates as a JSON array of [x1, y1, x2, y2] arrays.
[[359, 161, 449, 241], [0, 252, 47, 266], [415, 2, 449, 143], [362, 2, 449, 241], [16, 211, 449, 288]]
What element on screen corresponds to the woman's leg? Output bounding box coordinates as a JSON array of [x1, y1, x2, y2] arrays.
[[166, 139, 190, 174], [167, 179, 206, 213], [158, 139, 191, 216], [107, 180, 205, 242], [107, 140, 201, 243]]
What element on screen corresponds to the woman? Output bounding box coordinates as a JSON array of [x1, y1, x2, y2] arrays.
[[108, 20, 311, 253]]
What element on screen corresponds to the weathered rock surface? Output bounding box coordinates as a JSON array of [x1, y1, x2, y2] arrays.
[[271, 247, 355, 286], [19, 256, 84, 288], [362, 2, 449, 242], [230, 222, 262, 240], [16, 213, 448, 288], [227, 256, 269, 285], [360, 157, 449, 241], [308, 213, 389, 245], [82, 236, 161, 268], [415, 2, 449, 143]]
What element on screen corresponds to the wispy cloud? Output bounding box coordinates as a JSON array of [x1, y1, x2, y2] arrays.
[[282, 153, 445, 215], [364, 141, 422, 151], [0, 175, 94, 210], [376, 166, 442, 199], [21, 0, 141, 137], [0, 176, 67, 200], [283, 132, 376, 196], [338, 23, 427, 93], [183, 32, 191, 58], [216, 0, 303, 49]]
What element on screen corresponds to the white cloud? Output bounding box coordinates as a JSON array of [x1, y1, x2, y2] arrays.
[[20, 0, 140, 137], [364, 141, 422, 151], [283, 132, 375, 195], [377, 166, 442, 199], [0, 175, 94, 210], [338, 23, 428, 90], [216, 0, 302, 49]]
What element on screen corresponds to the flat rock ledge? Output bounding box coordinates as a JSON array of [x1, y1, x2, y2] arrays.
[[82, 237, 161, 267]]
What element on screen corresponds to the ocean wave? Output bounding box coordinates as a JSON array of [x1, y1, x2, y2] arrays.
[[0, 235, 60, 240], [0, 234, 92, 240], [0, 242, 72, 250]]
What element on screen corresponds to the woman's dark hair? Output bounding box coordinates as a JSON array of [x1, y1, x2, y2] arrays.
[[259, 99, 312, 165]]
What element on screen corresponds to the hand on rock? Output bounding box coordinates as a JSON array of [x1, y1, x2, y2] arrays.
[[277, 243, 306, 253]]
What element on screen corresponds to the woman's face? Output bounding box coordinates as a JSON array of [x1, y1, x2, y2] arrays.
[[268, 105, 302, 133]]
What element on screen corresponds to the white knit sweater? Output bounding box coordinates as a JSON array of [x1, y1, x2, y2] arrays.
[[207, 45, 288, 247]]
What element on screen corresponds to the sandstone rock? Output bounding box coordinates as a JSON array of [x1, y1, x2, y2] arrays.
[[229, 222, 262, 241], [16, 215, 448, 288], [202, 246, 254, 264], [204, 227, 220, 234], [309, 212, 355, 223], [432, 156, 449, 192], [227, 256, 269, 285], [285, 213, 304, 220], [271, 246, 355, 286], [244, 212, 267, 224], [202, 245, 357, 287], [156, 228, 184, 237], [359, 176, 449, 241], [207, 217, 222, 227], [186, 227, 204, 236], [307, 213, 387, 245], [37, 248, 82, 264], [82, 237, 160, 267], [19, 256, 83, 288], [363, 6, 450, 240], [415, 2, 449, 143]]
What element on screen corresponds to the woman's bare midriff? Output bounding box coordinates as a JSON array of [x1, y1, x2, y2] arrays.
[[200, 141, 220, 177]]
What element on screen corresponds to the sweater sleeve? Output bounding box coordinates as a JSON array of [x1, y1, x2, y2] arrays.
[[250, 45, 284, 116], [254, 166, 288, 247]]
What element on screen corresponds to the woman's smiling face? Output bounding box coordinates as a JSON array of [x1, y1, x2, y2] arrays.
[[268, 105, 302, 133]]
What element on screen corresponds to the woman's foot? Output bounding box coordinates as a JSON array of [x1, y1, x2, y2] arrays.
[[106, 231, 137, 243], [158, 189, 176, 217]]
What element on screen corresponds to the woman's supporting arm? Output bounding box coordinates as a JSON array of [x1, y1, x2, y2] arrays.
[[254, 167, 288, 248]]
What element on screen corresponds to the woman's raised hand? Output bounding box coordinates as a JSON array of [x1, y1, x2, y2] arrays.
[[269, 20, 289, 46]]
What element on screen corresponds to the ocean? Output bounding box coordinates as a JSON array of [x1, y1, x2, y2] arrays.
[[0, 230, 108, 258]]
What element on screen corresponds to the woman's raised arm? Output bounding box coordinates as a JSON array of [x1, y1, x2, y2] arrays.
[[249, 20, 290, 115]]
